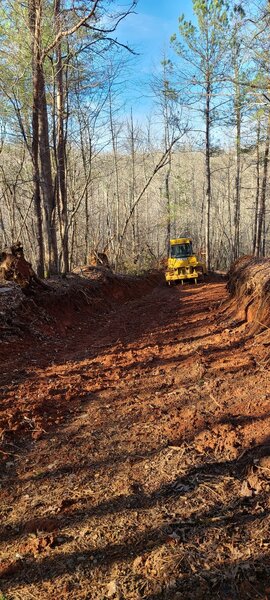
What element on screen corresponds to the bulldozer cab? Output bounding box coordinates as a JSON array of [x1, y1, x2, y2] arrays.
[[170, 240, 193, 259]]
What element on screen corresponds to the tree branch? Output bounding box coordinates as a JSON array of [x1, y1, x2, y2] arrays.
[[43, 0, 100, 58], [43, 1, 137, 59], [115, 138, 181, 260]]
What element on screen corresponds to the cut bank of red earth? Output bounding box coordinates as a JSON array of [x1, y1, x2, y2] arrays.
[[0, 267, 162, 340], [225, 255, 270, 330], [0, 271, 269, 600]]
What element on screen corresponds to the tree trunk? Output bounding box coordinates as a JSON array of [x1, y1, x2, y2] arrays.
[[28, 0, 45, 277], [28, 0, 58, 276], [205, 75, 211, 270], [109, 91, 121, 265], [55, 0, 69, 273], [165, 162, 172, 254], [233, 67, 241, 260], [253, 120, 261, 254], [38, 62, 58, 274], [0, 205, 7, 247], [255, 112, 270, 257], [129, 109, 136, 257]]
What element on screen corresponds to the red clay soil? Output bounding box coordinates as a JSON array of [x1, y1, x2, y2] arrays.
[[0, 271, 270, 600], [225, 256, 270, 330]]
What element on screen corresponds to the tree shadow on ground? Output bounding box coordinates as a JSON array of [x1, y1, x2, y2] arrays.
[[1, 487, 270, 595], [1, 436, 269, 545], [142, 552, 270, 599], [16, 411, 270, 488]]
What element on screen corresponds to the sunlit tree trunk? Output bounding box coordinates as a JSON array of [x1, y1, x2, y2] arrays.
[[28, 0, 45, 277], [255, 111, 270, 257], [233, 66, 241, 260], [54, 0, 69, 272], [28, 0, 58, 276], [253, 120, 261, 254], [129, 109, 137, 256], [205, 72, 211, 271]]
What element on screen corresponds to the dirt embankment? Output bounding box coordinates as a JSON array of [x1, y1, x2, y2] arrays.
[[225, 255, 270, 330], [0, 262, 270, 600], [0, 267, 162, 340]]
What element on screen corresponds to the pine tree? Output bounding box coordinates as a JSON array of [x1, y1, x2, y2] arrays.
[[171, 0, 229, 269]]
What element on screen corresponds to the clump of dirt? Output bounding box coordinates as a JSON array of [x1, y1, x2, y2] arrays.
[[225, 256, 270, 330]]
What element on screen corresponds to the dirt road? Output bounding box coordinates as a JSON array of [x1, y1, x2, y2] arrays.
[[1, 277, 270, 599]]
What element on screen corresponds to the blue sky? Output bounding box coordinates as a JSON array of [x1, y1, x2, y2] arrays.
[[116, 0, 194, 120], [118, 0, 194, 60]]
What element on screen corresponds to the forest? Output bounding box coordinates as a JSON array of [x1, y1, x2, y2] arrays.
[[0, 0, 269, 275]]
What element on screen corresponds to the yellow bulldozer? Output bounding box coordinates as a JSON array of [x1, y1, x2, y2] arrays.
[[165, 237, 207, 285]]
